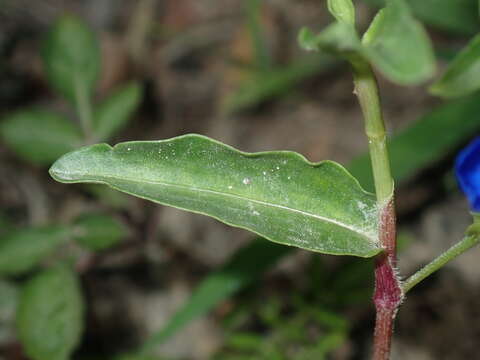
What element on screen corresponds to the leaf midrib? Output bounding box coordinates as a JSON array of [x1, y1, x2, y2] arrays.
[[55, 170, 378, 242]]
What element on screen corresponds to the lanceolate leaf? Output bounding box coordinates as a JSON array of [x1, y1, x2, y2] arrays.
[[430, 34, 480, 98], [133, 95, 480, 353], [50, 134, 380, 257], [17, 265, 84, 360]]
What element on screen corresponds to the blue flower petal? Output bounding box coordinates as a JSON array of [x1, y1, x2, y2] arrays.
[[455, 136, 480, 212]]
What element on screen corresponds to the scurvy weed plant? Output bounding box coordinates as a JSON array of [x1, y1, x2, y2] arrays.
[[45, 0, 480, 359]]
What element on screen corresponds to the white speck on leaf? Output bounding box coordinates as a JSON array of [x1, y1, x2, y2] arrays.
[[242, 178, 251, 185]]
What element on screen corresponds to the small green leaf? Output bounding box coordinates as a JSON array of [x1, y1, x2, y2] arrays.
[[0, 226, 70, 276], [17, 265, 84, 360], [42, 15, 99, 102], [362, 0, 435, 84], [0, 110, 83, 165], [298, 0, 434, 84], [430, 34, 480, 98], [50, 134, 380, 257], [73, 214, 125, 251], [93, 82, 142, 141], [298, 22, 361, 55], [328, 0, 356, 26], [362, 9, 386, 46]]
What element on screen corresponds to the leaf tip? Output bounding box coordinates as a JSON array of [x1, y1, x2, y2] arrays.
[[49, 143, 112, 183]]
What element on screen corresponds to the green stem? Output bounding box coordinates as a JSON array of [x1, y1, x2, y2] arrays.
[[351, 59, 393, 204], [351, 58, 399, 360], [74, 75, 94, 143], [403, 215, 480, 293]]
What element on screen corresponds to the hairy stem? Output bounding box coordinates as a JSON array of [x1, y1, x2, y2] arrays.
[[403, 215, 480, 293], [351, 59, 401, 360]]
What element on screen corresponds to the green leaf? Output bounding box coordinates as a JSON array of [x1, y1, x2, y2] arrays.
[[138, 238, 291, 353], [93, 82, 142, 141], [299, 0, 435, 85], [17, 265, 84, 360], [362, 0, 435, 84], [73, 213, 125, 251], [363, 0, 479, 36], [50, 134, 380, 257], [42, 15, 99, 102], [349, 93, 480, 191], [0, 109, 83, 165], [430, 34, 480, 98], [132, 94, 480, 352], [0, 226, 70, 276], [298, 22, 361, 55], [328, 0, 356, 26]]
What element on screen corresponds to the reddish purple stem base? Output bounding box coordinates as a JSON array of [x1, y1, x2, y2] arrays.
[[372, 199, 403, 360]]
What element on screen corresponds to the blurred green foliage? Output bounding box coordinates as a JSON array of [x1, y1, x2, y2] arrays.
[[0, 13, 137, 360], [1, 0, 480, 359]]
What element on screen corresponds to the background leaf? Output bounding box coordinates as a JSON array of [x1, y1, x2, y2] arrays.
[[0, 226, 70, 276], [93, 82, 142, 142], [73, 213, 125, 251], [16, 265, 84, 360], [42, 14, 99, 102], [430, 35, 480, 98], [50, 135, 380, 257], [0, 110, 82, 165]]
